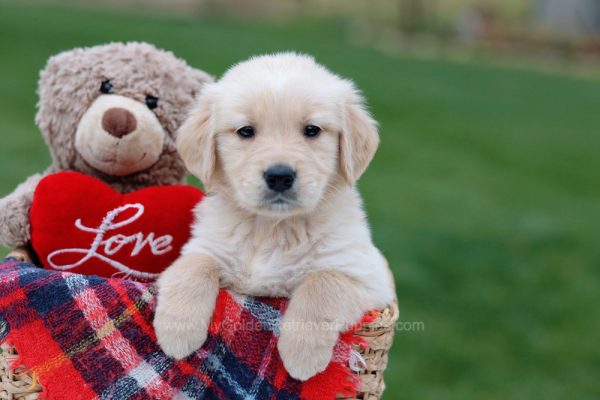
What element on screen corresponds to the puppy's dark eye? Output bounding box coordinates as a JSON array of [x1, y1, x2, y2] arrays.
[[303, 125, 321, 138], [145, 95, 158, 110], [100, 80, 112, 94], [237, 126, 255, 139]]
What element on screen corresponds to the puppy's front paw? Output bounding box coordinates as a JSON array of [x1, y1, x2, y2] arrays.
[[153, 253, 220, 359], [277, 317, 340, 381], [153, 308, 208, 359]]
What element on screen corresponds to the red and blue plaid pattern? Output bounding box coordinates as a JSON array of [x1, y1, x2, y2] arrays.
[[0, 258, 366, 399]]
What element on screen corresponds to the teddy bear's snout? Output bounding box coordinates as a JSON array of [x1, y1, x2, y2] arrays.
[[102, 107, 137, 138], [75, 93, 167, 177]]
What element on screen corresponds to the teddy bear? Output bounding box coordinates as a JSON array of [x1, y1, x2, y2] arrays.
[[0, 42, 212, 277]]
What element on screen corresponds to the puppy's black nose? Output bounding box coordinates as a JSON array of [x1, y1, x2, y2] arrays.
[[264, 165, 296, 193]]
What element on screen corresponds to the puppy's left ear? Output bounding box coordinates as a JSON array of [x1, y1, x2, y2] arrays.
[[339, 91, 380, 185]]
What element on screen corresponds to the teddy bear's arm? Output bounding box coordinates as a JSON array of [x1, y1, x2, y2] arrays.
[[0, 173, 44, 248]]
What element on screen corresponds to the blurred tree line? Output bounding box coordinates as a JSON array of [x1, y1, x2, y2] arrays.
[[45, 0, 600, 55]]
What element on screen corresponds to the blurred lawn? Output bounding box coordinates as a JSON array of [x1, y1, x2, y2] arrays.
[[1, 2, 600, 399]]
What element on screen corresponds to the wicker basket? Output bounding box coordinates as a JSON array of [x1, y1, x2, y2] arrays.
[[0, 248, 398, 399]]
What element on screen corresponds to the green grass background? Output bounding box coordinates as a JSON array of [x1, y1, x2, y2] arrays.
[[1, 3, 599, 399]]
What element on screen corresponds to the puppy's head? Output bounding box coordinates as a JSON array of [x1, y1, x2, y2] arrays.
[[178, 53, 378, 217]]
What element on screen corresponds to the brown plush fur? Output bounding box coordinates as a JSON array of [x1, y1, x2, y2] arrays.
[[0, 42, 212, 248]]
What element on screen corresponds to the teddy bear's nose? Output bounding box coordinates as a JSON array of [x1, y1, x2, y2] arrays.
[[102, 107, 137, 138]]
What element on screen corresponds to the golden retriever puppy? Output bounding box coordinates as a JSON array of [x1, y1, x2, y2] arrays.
[[153, 53, 395, 381]]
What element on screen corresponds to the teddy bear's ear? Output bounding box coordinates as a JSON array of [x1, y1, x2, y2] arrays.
[[339, 88, 380, 185], [177, 87, 217, 190]]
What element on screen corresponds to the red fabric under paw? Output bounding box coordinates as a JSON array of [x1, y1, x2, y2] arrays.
[[30, 171, 203, 280]]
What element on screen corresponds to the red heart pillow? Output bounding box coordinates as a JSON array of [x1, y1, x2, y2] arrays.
[[30, 172, 203, 280]]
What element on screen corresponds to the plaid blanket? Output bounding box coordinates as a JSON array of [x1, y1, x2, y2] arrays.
[[0, 258, 371, 400]]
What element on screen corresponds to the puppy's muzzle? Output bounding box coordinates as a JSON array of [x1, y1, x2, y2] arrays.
[[264, 165, 296, 193]]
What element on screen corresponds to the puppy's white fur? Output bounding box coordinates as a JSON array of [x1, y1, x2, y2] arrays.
[[154, 53, 395, 381]]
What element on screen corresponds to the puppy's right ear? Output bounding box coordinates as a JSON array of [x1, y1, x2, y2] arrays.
[[177, 88, 217, 190]]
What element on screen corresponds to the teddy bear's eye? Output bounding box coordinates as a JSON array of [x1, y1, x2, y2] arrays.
[[145, 95, 159, 110], [100, 80, 112, 94]]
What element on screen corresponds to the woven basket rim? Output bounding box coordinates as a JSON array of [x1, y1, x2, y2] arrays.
[[355, 300, 399, 336]]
